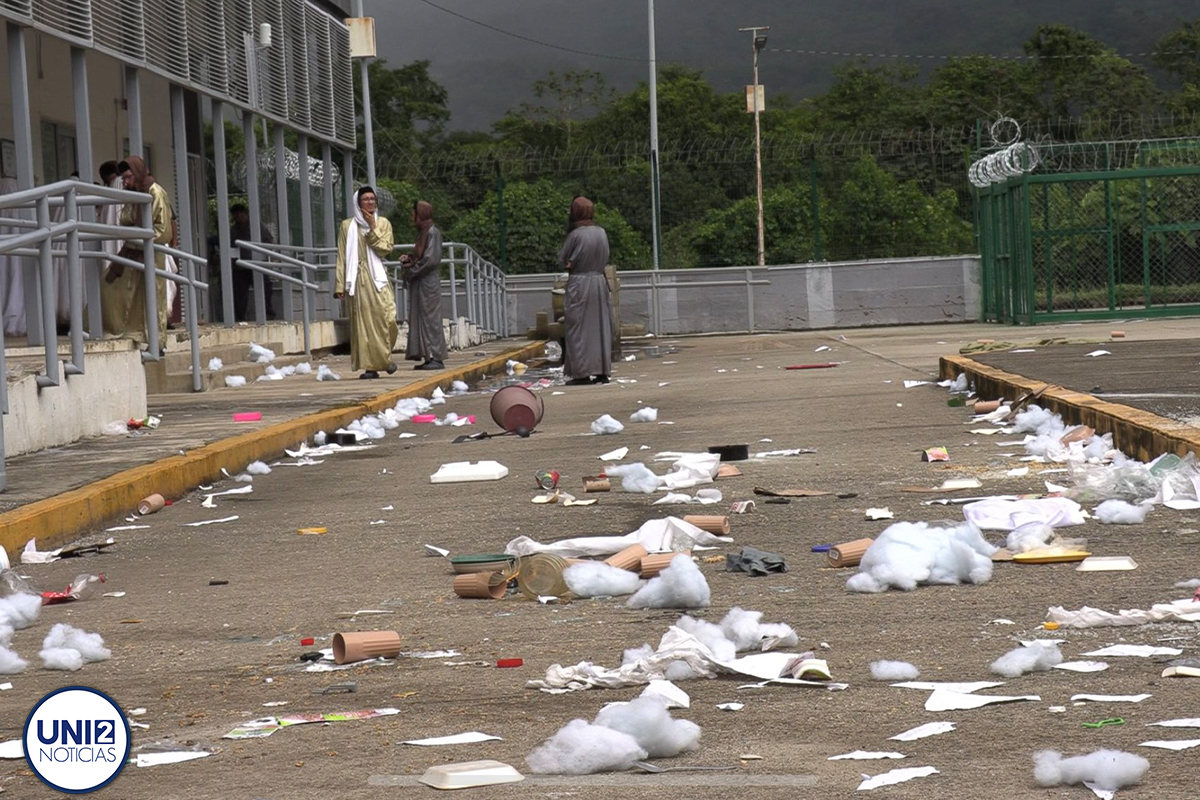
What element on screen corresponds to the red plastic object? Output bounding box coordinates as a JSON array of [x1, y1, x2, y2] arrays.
[[496, 658, 524, 668], [300, 637, 315, 646], [233, 412, 262, 422], [411, 414, 438, 424], [785, 363, 840, 370]]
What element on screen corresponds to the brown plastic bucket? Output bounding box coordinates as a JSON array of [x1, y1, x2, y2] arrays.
[[604, 544, 648, 572], [453, 571, 507, 600], [640, 551, 691, 578], [489, 386, 545, 434], [332, 631, 402, 664]]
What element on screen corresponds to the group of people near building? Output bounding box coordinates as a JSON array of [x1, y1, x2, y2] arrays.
[[3, 172, 615, 385]]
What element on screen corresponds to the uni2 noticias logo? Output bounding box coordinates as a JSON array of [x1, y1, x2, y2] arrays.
[[23, 686, 131, 793]]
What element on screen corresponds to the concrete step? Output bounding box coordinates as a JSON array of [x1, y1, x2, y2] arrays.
[[160, 340, 285, 374], [146, 352, 317, 394]]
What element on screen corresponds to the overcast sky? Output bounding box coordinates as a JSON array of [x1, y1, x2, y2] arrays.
[[368, 1, 1196, 132]]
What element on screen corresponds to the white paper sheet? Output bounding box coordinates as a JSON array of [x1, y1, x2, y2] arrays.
[[1139, 739, 1200, 751], [1081, 645, 1183, 658], [134, 751, 211, 767], [1048, 600, 1200, 629], [640, 680, 690, 709], [201, 485, 253, 508], [1071, 693, 1151, 703], [830, 751, 905, 760], [857, 765, 938, 791], [0, 740, 22, 759], [1053, 661, 1109, 673], [184, 516, 239, 527], [888, 722, 955, 741], [1148, 718, 1200, 728], [599, 447, 629, 461], [716, 703, 744, 711], [962, 497, 1085, 530], [891, 681, 1003, 694], [402, 732, 501, 746], [506, 517, 731, 558], [924, 690, 1039, 711]]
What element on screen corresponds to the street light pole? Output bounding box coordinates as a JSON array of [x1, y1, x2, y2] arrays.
[[739, 25, 769, 267], [352, 0, 377, 188], [648, 0, 662, 272]]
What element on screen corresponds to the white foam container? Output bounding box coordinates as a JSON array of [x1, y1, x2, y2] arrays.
[[1076, 556, 1138, 572], [429, 461, 510, 484], [418, 760, 524, 790]]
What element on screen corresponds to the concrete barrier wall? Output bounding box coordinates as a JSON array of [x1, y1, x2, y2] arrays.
[[505, 255, 982, 336]]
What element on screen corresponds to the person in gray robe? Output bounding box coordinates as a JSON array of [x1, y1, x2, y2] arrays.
[[558, 196, 612, 385], [400, 200, 447, 370]]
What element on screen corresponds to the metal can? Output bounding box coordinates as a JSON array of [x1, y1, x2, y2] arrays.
[[535, 469, 560, 490]]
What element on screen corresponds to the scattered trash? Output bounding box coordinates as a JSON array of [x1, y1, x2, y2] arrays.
[[316, 364, 340, 381], [1055, 661, 1109, 673], [630, 407, 658, 423], [134, 750, 212, 768], [418, 760, 524, 790], [223, 708, 399, 739], [725, 546, 787, 576], [453, 572, 507, 600], [1094, 500, 1151, 525], [332, 631, 402, 664], [404, 732, 503, 746], [831, 751, 905, 760], [39, 623, 111, 671], [922, 447, 950, 462], [991, 643, 1062, 677], [753, 487, 830, 498], [753, 448, 817, 458], [865, 507, 893, 521], [20, 539, 63, 564], [41, 573, 106, 605], [925, 690, 1040, 711], [526, 719, 649, 774], [1084, 350, 1112, 357], [627, 555, 710, 609], [137, 494, 166, 516], [232, 411, 262, 423], [583, 476, 612, 492], [784, 363, 839, 370], [1074, 695, 1150, 704], [1139, 739, 1200, 751], [430, 461, 509, 483], [297, 527, 327, 535], [889, 721, 955, 741], [1077, 556, 1138, 572], [1081, 645, 1183, 658], [1033, 749, 1148, 794], [599, 447, 629, 461], [858, 766, 939, 791], [870, 661, 919, 681], [591, 414, 625, 435], [605, 463, 659, 494], [535, 469, 561, 490], [564, 562, 643, 598], [730, 501, 755, 514], [716, 703, 744, 712]]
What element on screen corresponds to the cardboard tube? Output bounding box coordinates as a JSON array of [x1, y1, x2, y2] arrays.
[[582, 476, 611, 493], [453, 572, 507, 600], [826, 538, 874, 568], [683, 515, 730, 536], [973, 400, 1001, 414], [640, 551, 691, 578], [137, 494, 165, 515], [332, 630, 402, 664], [604, 544, 648, 572]]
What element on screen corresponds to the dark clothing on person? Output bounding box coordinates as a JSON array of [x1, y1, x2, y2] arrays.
[[558, 199, 612, 381]]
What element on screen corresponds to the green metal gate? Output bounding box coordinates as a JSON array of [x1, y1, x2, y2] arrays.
[[977, 141, 1200, 324]]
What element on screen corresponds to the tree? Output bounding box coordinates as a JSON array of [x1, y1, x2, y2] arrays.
[[1024, 25, 1161, 120], [494, 70, 614, 149], [357, 59, 451, 162], [810, 62, 923, 133], [921, 57, 1041, 129], [686, 186, 819, 267], [448, 179, 649, 274]]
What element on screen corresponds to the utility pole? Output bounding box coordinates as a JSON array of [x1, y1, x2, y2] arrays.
[[739, 25, 769, 267], [351, 0, 377, 188], [648, 0, 662, 271]]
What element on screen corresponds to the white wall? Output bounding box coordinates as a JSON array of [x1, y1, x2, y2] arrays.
[[0, 29, 176, 200]]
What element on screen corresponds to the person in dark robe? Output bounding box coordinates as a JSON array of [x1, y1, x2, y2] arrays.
[[400, 200, 447, 370], [229, 203, 276, 321], [558, 196, 612, 385]]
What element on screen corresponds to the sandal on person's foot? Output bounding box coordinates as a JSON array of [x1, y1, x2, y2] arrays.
[[359, 370, 380, 379]]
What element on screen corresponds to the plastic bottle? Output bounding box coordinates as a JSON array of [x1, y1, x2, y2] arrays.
[[544, 341, 562, 362]]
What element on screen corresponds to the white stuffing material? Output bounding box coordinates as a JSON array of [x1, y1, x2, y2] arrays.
[[244, 460, 272, 475], [257, 365, 284, 381], [0, 644, 26, 674], [280, 365, 296, 376], [870, 660, 920, 681], [605, 463, 660, 494], [394, 397, 432, 419], [207, 357, 223, 371], [564, 562, 643, 598], [1095, 499, 1150, 525], [1175, 578, 1200, 589], [526, 719, 647, 774], [591, 414, 625, 435], [248, 342, 275, 363], [629, 407, 659, 423], [593, 696, 701, 757], [846, 521, 997, 593], [316, 364, 340, 381], [627, 555, 710, 609], [1084, 432, 1113, 460], [673, 616, 737, 662], [718, 608, 798, 652], [1033, 749, 1149, 792], [294, 362, 313, 374], [1006, 522, 1055, 554], [949, 373, 968, 393], [1012, 405, 1065, 437], [231, 473, 253, 483], [430, 387, 446, 406], [40, 624, 111, 671], [0, 594, 41, 630], [451, 380, 469, 393], [991, 643, 1062, 678], [622, 644, 655, 666], [224, 375, 247, 388], [313, 431, 327, 446]]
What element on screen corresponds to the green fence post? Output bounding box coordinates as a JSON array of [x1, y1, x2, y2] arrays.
[[494, 160, 507, 272]]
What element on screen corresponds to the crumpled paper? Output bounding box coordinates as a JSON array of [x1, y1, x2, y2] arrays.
[[506, 517, 731, 558], [1046, 598, 1200, 628]]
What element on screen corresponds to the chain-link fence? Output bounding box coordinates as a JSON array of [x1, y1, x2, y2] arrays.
[[977, 134, 1200, 324]]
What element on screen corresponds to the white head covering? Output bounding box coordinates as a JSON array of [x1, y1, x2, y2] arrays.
[[343, 188, 388, 296]]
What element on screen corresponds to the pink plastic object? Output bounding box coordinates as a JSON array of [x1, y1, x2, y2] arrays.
[[412, 414, 438, 424], [233, 412, 262, 422]]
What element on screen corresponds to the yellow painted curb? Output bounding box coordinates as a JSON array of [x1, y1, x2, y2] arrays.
[[0, 340, 545, 560], [941, 354, 1200, 462]]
